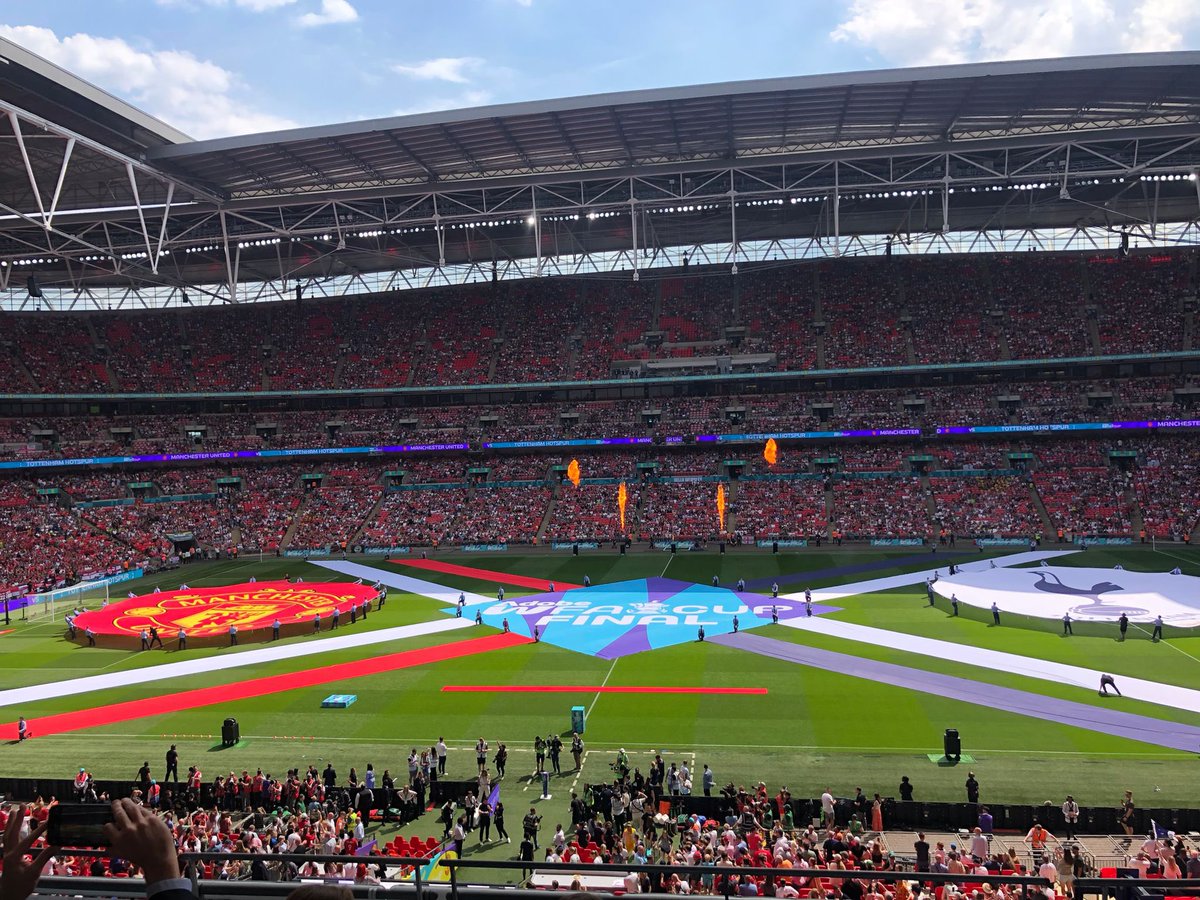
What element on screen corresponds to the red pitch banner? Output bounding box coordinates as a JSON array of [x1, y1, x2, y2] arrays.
[[73, 581, 378, 638]]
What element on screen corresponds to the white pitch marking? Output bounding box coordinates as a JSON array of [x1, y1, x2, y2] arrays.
[[587, 658, 618, 718], [780, 615, 1200, 715], [0, 618, 472, 710]]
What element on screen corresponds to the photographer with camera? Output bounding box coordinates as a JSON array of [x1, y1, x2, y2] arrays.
[[522, 807, 542, 850], [2, 799, 192, 900]]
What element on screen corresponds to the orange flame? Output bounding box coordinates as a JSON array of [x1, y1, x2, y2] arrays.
[[617, 481, 627, 532], [763, 438, 778, 466], [567, 458, 581, 488], [717, 483, 726, 531]]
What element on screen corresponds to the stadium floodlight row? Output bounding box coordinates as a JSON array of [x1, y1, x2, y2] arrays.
[[1, 44, 1199, 308]]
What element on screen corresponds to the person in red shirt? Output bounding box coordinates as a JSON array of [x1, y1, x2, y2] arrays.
[[72, 768, 90, 801], [252, 769, 265, 807]]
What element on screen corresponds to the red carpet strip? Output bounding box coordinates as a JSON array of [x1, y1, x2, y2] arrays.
[[393, 559, 579, 592], [442, 685, 767, 695], [3, 632, 529, 739]]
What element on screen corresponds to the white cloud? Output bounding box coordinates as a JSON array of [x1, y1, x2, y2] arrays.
[[830, 0, 1200, 67], [392, 89, 494, 117], [297, 0, 358, 27], [0, 24, 298, 138], [392, 56, 485, 84]]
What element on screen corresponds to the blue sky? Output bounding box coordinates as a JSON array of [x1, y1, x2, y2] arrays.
[[2, 0, 1199, 139]]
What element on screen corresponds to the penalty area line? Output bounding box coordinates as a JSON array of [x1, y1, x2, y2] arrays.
[[1151, 545, 1199, 569], [1128, 622, 1200, 668], [587, 659, 618, 718]]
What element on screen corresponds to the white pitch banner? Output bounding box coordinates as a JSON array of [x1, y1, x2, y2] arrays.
[[933, 565, 1200, 626]]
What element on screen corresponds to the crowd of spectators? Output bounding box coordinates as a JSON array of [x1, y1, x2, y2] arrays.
[[481, 454, 553, 481], [289, 484, 383, 551], [838, 446, 909, 473], [228, 465, 306, 552], [930, 477, 1042, 539], [994, 257, 1090, 360], [732, 479, 827, 541], [831, 477, 931, 539], [1033, 465, 1132, 538], [548, 482, 636, 542], [638, 482, 726, 542], [0, 252, 1193, 396], [1132, 436, 1200, 540], [104, 313, 191, 393], [361, 488, 468, 548], [906, 258, 1004, 364], [1091, 256, 1188, 355], [3, 429, 1200, 589], [822, 266, 908, 369], [0, 503, 140, 594], [360, 485, 549, 547], [738, 267, 819, 370], [0, 374, 1191, 463], [83, 500, 235, 560], [51, 471, 131, 501]]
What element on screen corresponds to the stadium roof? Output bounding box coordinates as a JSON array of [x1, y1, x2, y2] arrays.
[[1, 48, 1199, 306], [0, 35, 191, 152], [150, 52, 1200, 201]]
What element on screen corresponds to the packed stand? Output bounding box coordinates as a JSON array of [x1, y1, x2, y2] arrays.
[[821, 264, 908, 368], [831, 477, 931, 540], [1132, 436, 1200, 540], [994, 256, 1090, 360], [103, 313, 191, 392], [228, 465, 306, 553], [1091, 255, 1189, 355], [548, 483, 637, 543], [905, 257, 1003, 364], [733, 478, 828, 541], [930, 476, 1042, 539], [83, 499, 235, 559], [638, 482, 726, 542], [288, 464, 385, 550]]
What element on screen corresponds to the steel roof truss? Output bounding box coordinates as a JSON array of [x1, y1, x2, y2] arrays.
[[784, 161, 833, 190]]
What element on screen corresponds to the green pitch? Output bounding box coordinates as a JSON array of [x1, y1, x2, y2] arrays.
[[2, 545, 1200, 866]]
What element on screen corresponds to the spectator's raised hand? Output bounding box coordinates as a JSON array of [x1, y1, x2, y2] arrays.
[[102, 799, 179, 884], [2, 804, 52, 900]]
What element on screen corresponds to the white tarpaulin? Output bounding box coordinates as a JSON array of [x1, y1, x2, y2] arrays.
[[933, 565, 1200, 626]]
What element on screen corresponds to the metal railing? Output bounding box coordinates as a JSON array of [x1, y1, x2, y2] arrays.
[[27, 850, 1057, 900]]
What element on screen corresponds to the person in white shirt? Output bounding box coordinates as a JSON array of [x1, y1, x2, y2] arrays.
[[969, 827, 988, 860], [623, 871, 641, 893], [821, 789, 836, 827], [1128, 853, 1150, 878], [1037, 856, 1058, 898]]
